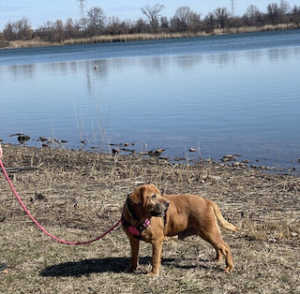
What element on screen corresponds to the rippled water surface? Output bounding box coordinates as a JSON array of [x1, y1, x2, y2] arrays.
[[1, 30, 300, 173]]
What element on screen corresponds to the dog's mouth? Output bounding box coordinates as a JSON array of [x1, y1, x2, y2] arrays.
[[150, 203, 169, 218], [150, 211, 166, 217]]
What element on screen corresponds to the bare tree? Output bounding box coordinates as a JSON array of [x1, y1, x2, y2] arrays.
[[3, 17, 32, 41], [14, 17, 33, 40], [188, 11, 202, 32], [141, 3, 165, 32], [37, 21, 54, 42], [203, 13, 215, 31], [279, 0, 291, 14], [134, 18, 150, 33], [172, 6, 192, 31], [291, 5, 300, 25], [279, 0, 291, 22], [160, 16, 169, 31], [244, 5, 262, 26], [171, 6, 201, 32], [3, 21, 16, 41], [64, 18, 76, 39], [106, 17, 124, 35], [267, 3, 281, 24], [87, 6, 106, 36], [53, 20, 64, 42], [213, 7, 231, 28]]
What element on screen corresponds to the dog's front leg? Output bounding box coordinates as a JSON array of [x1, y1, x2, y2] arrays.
[[149, 239, 163, 276], [126, 237, 140, 273]]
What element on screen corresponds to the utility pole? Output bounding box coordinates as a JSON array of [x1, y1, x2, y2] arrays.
[[77, 0, 87, 20], [230, 0, 236, 16]]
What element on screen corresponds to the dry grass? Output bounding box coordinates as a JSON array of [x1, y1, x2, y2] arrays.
[[0, 144, 299, 293], [219, 23, 300, 35]]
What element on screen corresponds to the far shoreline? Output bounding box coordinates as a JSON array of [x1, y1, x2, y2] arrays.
[[1, 23, 299, 50]]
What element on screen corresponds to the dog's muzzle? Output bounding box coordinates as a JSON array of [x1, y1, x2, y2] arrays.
[[150, 201, 169, 217]]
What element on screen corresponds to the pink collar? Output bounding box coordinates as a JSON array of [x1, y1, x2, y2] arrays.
[[121, 216, 151, 239]]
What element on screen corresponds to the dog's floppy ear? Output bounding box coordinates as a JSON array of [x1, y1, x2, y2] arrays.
[[130, 186, 146, 206], [139, 186, 147, 206]]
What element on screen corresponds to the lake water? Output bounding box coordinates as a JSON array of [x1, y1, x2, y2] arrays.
[[1, 30, 300, 173]]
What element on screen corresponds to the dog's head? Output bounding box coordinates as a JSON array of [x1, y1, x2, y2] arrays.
[[128, 184, 169, 219]]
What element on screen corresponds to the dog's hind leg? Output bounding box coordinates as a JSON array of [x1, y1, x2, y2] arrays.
[[198, 227, 234, 272]]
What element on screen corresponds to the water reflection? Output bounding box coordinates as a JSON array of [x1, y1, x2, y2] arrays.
[[140, 56, 171, 73], [174, 55, 203, 70], [3, 46, 299, 82], [245, 50, 263, 63], [269, 46, 300, 61], [8, 64, 37, 80]]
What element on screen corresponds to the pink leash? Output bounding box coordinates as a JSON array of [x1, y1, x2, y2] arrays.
[[0, 144, 121, 245]]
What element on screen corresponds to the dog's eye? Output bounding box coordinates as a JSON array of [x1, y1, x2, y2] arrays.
[[151, 194, 157, 199]]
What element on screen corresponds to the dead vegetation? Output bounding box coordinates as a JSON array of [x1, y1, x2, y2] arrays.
[[0, 144, 299, 293]]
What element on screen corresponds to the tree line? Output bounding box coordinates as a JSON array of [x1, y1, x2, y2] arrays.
[[1, 1, 300, 43]]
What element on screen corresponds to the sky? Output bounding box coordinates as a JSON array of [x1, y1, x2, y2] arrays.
[[0, 0, 299, 30]]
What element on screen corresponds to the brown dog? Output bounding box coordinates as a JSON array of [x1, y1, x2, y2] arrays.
[[121, 184, 239, 276]]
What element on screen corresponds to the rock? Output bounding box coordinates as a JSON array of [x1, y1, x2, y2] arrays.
[[189, 148, 197, 152], [298, 158, 300, 163], [221, 155, 236, 162], [174, 157, 185, 161], [39, 137, 48, 142], [17, 135, 30, 143], [112, 148, 120, 155], [9, 133, 23, 137], [94, 65, 98, 70], [210, 175, 222, 181], [242, 159, 250, 164], [233, 162, 240, 167], [149, 149, 165, 156]]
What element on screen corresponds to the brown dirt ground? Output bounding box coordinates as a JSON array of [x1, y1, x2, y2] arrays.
[[0, 144, 299, 293]]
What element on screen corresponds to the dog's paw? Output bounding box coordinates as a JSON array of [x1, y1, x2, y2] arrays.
[[224, 265, 234, 273], [147, 272, 159, 277], [125, 266, 137, 273], [214, 257, 223, 263]]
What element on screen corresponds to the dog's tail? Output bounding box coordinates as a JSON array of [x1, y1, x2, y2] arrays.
[[208, 200, 239, 232]]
